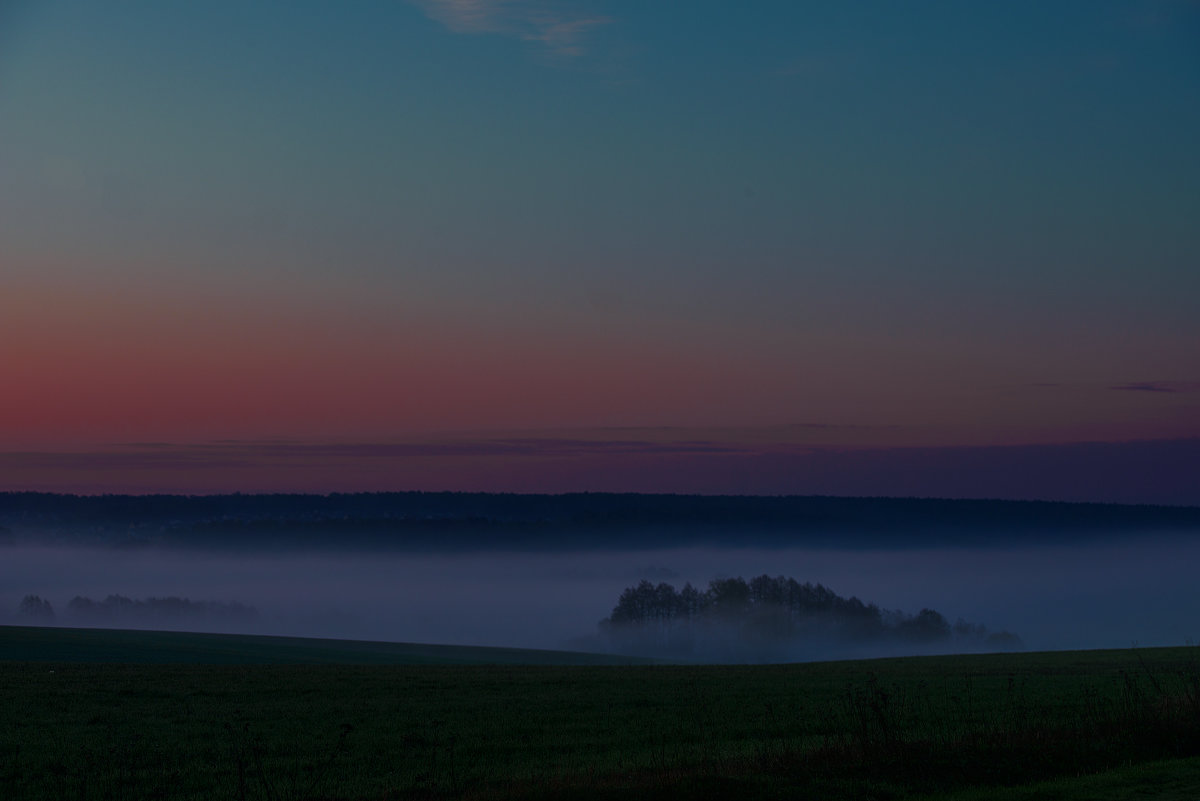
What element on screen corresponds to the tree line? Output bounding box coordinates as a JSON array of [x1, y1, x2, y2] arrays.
[[14, 594, 257, 623], [4, 492, 1196, 553]]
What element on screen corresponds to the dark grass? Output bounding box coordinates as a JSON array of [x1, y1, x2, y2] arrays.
[[3, 626, 1200, 799], [920, 756, 1200, 800]]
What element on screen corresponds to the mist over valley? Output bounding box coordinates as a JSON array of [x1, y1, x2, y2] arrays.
[[5, 522, 1199, 661]]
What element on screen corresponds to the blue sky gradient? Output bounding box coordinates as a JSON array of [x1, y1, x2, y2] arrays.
[[2, 1, 1197, 498]]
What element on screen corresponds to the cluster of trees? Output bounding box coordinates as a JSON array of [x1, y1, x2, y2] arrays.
[[14, 594, 257, 624], [599, 575, 1021, 660], [17, 595, 55, 621]]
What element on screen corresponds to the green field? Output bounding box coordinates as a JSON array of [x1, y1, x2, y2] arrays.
[[3, 626, 1200, 800]]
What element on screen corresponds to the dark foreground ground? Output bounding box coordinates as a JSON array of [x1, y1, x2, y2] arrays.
[[3, 626, 1200, 800]]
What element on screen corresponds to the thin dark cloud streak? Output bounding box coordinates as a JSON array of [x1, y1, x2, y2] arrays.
[[0, 438, 743, 474], [0, 452, 253, 472], [216, 438, 743, 458], [1110, 381, 1196, 394]]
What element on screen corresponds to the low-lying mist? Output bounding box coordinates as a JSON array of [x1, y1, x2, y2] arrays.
[[4, 533, 1199, 661]]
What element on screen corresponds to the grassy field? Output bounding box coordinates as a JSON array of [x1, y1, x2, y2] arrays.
[[2, 626, 1200, 800]]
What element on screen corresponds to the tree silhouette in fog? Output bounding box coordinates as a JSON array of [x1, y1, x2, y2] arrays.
[[63, 594, 257, 623], [17, 595, 55, 621], [600, 575, 1020, 659]]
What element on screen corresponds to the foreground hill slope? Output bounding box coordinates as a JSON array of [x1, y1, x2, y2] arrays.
[[0, 624, 650, 665]]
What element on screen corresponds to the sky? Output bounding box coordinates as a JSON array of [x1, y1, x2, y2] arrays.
[[1, 0, 1198, 501]]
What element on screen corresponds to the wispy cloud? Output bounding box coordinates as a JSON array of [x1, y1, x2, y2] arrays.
[[224, 438, 740, 459], [43, 437, 742, 468], [412, 0, 611, 57], [1110, 381, 1198, 394]]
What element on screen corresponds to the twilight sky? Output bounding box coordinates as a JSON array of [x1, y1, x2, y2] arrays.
[[2, 1, 1198, 500]]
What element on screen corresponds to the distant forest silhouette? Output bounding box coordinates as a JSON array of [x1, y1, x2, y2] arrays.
[[599, 575, 1021, 661], [2, 491, 1197, 552]]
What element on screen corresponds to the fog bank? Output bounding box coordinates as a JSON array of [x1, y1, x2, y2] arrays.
[[3, 533, 1198, 659]]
